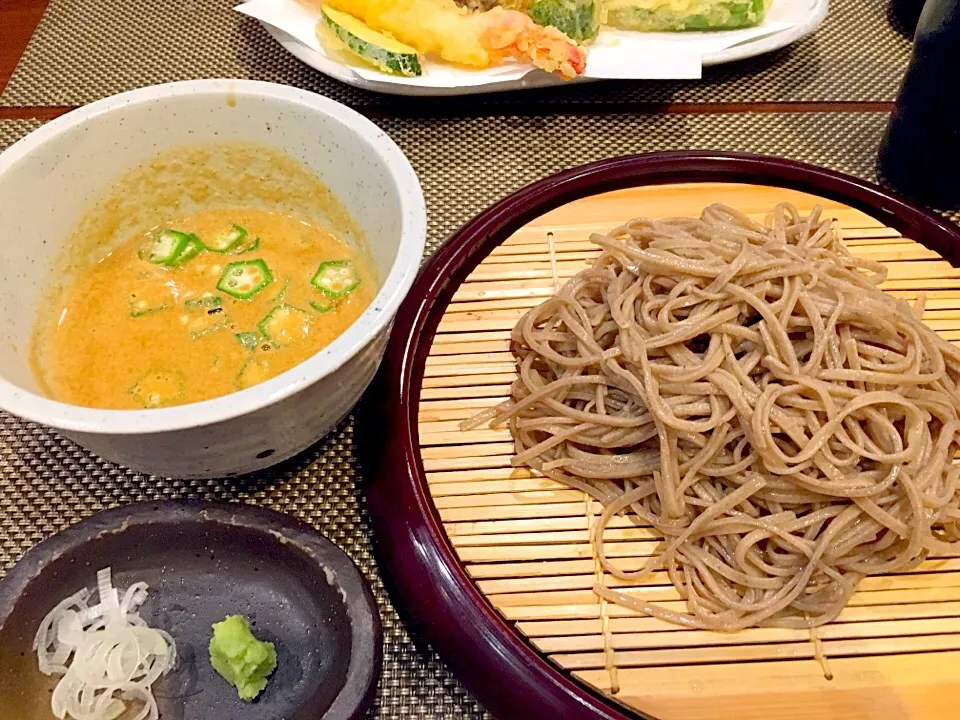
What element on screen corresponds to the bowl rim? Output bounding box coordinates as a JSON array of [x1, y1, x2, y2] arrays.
[[359, 151, 960, 720], [0, 79, 427, 435]]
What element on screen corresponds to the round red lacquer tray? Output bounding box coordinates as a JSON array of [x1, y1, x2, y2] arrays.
[[358, 152, 960, 720]]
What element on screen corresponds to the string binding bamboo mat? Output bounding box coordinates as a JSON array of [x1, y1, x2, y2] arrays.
[[417, 182, 960, 720]]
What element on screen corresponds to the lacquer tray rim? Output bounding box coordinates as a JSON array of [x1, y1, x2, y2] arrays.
[[359, 151, 960, 720]]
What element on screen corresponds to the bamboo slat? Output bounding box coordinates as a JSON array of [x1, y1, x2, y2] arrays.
[[416, 184, 960, 718]]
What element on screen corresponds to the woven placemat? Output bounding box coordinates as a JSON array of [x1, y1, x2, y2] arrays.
[[0, 0, 912, 110], [374, 112, 959, 245], [1, 112, 957, 719]]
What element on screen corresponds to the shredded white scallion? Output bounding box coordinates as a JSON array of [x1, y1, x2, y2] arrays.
[[33, 567, 176, 720]]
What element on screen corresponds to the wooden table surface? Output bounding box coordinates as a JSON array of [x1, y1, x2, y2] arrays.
[[0, 0, 895, 121], [0, 0, 59, 119]]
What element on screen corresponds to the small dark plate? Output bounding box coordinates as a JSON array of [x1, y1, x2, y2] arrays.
[[0, 500, 381, 720]]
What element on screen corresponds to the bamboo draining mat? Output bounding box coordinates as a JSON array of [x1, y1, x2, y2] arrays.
[[416, 183, 960, 720]]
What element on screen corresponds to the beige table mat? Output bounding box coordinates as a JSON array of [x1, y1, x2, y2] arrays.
[[1, 112, 957, 719], [1, 0, 912, 109]]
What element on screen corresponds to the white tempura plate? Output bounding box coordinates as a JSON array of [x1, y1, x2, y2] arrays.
[[246, 0, 828, 96]]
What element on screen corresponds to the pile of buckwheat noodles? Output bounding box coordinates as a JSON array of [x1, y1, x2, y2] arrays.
[[475, 203, 960, 631]]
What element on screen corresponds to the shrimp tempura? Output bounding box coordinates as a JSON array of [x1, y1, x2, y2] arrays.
[[307, 0, 586, 78]]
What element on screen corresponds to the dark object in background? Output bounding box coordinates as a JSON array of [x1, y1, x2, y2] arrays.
[[889, 0, 927, 36], [879, 0, 960, 209]]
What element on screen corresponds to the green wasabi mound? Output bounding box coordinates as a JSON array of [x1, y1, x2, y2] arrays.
[[209, 614, 278, 701]]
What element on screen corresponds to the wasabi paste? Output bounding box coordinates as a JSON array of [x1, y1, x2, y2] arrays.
[[209, 614, 278, 701]]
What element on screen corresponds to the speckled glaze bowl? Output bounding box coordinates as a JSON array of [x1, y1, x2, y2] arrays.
[[0, 80, 426, 479]]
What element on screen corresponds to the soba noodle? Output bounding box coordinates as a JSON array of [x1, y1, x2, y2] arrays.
[[481, 203, 960, 631]]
